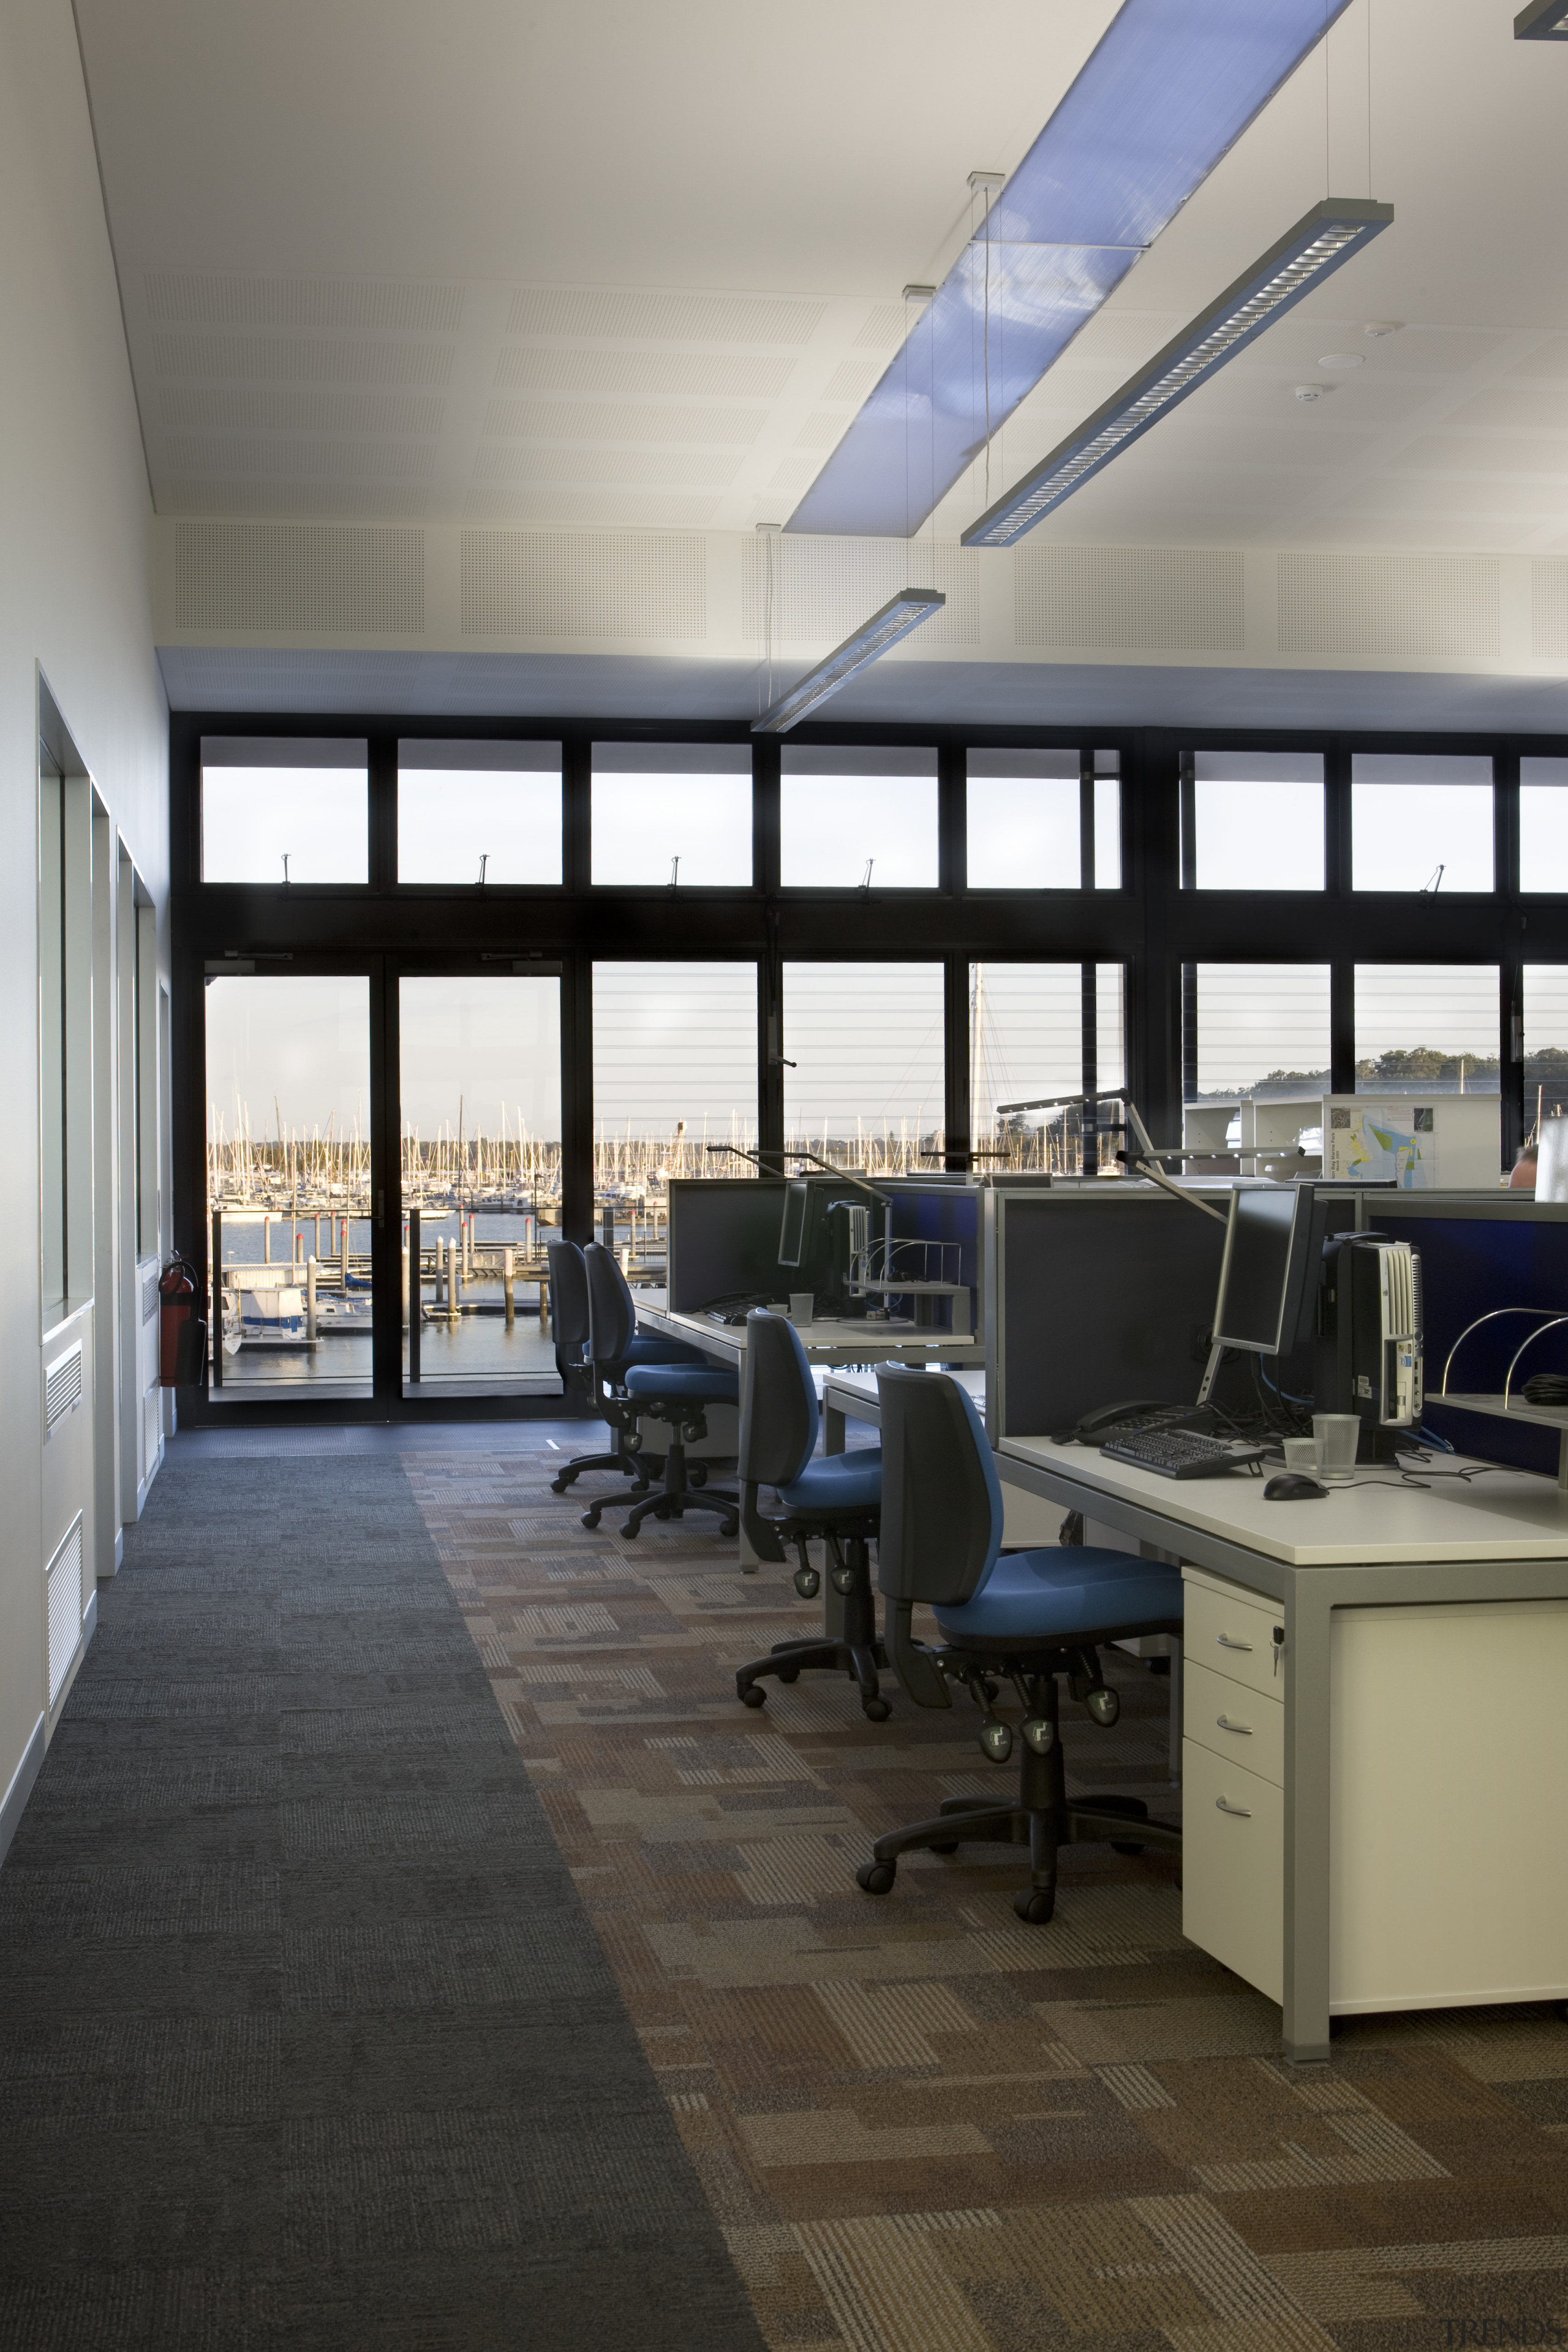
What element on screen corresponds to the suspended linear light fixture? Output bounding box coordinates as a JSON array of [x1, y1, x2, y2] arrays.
[[1516, 0, 1568, 36], [788, 0, 1359, 540], [961, 198, 1393, 548], [751, 591, 946, 734]]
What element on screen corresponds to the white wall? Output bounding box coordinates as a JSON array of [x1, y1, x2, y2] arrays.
[[0, 0, 168, 1839]]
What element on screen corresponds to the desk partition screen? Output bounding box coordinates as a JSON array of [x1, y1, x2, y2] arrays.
[[1360, 1194, 1568, 1476], [986, 1187, 1230, 1441], [665, 1177, 788, 1313]]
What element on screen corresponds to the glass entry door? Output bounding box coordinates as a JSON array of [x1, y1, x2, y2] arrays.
[[205, 971, 374, 1402], [399, 972, 563, 1396]]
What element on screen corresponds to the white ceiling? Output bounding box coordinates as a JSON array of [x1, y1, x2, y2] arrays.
[[74, 0, 1568, 559]]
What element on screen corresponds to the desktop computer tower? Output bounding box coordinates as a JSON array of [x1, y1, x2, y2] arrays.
[[1314, 1235, 1423, 1461]]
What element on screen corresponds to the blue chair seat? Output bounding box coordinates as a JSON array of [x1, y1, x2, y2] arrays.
[[933, 1547, 1182, 1647], [624, 1361, 739, 1407], [619, 1334, 706, 1369], [777, 1447, 882, 1518]]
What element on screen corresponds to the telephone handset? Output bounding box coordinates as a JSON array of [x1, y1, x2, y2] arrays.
[[1054, 1398, 1209, 1446]]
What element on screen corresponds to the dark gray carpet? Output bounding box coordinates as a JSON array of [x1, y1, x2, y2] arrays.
[[0, 1457, 768, 2352]]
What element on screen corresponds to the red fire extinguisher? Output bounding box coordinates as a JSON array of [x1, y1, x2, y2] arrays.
[[159, 1255, 198, 1387]]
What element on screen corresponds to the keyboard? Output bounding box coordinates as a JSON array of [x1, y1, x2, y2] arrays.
[[1101, 1427, 1270, 1479]]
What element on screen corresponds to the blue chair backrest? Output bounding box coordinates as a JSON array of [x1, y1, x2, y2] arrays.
[[583, 1242, 636, 1366], [875, 1367, 1002, 1607], [546, 1240, 589, 1349], [737, 1310, 818, 1487]]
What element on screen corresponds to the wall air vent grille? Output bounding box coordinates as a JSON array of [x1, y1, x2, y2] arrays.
[[173, 524, 425, 633], [144, 274, 464, 331], [742, 537, 982, 649], [505, 289, 825, 345], [461, 530, 707, 639], [1278, 552, 1501, 658], [1532, 561, 1568, 660], [152, 334, 456, 386], [45, 1518, 84, 1710], [143, 1272, 159, 1325], [1016, 546, 1245, 653], [45, 1343, 84, 1437]]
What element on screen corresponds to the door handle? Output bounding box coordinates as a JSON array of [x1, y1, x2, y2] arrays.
[[1215, 1715, 1253, 1735], [1215, 1796, 1253, 1817]]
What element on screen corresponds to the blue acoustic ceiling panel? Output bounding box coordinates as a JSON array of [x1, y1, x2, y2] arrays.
[[788, 0, 1355, 541]]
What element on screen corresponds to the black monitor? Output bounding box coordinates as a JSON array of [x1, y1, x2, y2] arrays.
[[1210, 1184, 1316, 1356], [777, 1178, 812, 1269]]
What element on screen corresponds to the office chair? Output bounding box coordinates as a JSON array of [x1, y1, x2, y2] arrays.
[[583, 1243, 741, 1541], [550, 1240, 703, 1508], [856, 1367, 1182, 1923], [733, 1311, 889, 1720]]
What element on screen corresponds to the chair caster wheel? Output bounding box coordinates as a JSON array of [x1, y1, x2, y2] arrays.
[[581, 1507, 602, 1529], [620, 1521, 639, 1540], [1013, 1888, 1055, 1924], [775, 1665, 799, 1684], [690, 1463, 707, 1487], [929, 1841, 959, 1855], [720, 1518, 739, 1539], [738, 1684, 766, 1708], [631, 1480, 650, 1494], [856, 1860, 896, 1895], [862, 1697, 891, 1722], [550, 1477, 569, 1494], [1110, 1841, 1146, 1856]]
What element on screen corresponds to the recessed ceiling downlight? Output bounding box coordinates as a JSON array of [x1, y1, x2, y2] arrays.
[[1317, 352, 1363, 368]]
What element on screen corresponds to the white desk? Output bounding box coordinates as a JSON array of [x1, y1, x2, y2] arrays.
[[635, 1295, 983, 1373], [997, 1433, 1568, 2063]]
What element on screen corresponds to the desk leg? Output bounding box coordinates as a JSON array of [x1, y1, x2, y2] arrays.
[[1167, 1638, 1182, 1781], [1283, 1575, 1333, 2065], [738, 1521, 761, 1575], [823, 1403, 846, 1457]]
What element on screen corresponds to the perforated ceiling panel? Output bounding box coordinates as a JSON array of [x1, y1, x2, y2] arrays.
[[1015, 547, 1245, 653], [461, 530, 706, 639], [1533, 562, 1568, 660], [145, 275, 465, 330], [505, 288, 824, 344], [165, 481, 432, 519], [463, 489, 724, 530], [494, 349, 795, 399], [1278, 553, 1501, 659], [160, 388, 445, 437], [741, 535, 982, 648], [173, 523, 425, 633], [153, 335, 456, 385], [472, 448, 740, 488], [481, 399, 766, 448]]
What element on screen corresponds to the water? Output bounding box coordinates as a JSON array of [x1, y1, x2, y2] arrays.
[[213, 1209, 567, 1393]]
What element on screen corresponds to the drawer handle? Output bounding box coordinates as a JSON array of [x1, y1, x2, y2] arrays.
[[1215, 1715, 1253, 1735], [1215, 1634, 1254, 1652], [1215, 1796, 1253, 1818]]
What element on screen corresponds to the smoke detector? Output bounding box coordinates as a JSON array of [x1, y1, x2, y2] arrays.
[[1363, 321, 1402, 338], [1294, 383, 1327, 402]]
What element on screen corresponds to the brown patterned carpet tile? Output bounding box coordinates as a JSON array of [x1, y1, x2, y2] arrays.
[[405, 1451, 1568, 2352]]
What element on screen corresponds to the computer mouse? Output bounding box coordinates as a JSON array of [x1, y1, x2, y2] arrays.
[[1264, 1472, 1327, 1502]]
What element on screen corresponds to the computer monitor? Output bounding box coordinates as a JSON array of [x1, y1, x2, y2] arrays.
[[1210, 1183, 1316, 1357], [777, 1178, 812, 1269]]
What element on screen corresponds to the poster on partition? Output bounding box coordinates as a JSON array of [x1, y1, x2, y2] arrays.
[[1326, 1103, 1436, 1188]]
